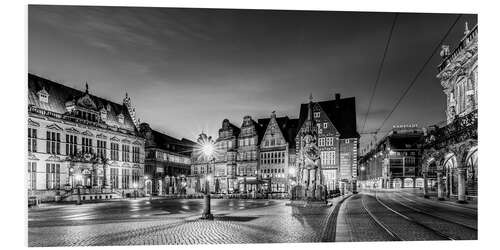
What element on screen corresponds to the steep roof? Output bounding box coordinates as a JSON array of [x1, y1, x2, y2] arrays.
[[257, 117, 299, 149], [28, 73, 136, 132], [298, 96, 359, 139], [150, 129, 194, 156]]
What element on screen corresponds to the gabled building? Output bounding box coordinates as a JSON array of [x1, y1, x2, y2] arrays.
[[139, 123, 195, 196], [258, 112, 299, 195], [296, 93, 360, 192], [213, 119, 240, 194], [27, 73, 145, 202], [236, 115, 265, 193]]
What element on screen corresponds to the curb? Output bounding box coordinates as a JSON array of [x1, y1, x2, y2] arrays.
[[320, 194, 353, 242]]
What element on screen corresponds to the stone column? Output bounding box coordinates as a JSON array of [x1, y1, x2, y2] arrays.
[[457, 168, 467, 203], [93, 164, 99, 188], [423, 172, 429, 198], [103, 164, 109, 188], [437, 171, 445, 200]]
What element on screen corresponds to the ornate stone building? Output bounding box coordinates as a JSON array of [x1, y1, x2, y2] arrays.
[[27, 74, 145, 202], [296, 94, 359, 193], [257, 112, 298, 195], [139, 123, 195, 196], [421, 23, 478, 202]]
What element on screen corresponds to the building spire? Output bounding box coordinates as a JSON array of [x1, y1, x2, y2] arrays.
[[307, 93, 314, 122], [85, 82, 89, 94], [464, 21, 470, 35]]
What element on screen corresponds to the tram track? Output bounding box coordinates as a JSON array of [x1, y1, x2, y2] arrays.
[[392, 192, 477, 230], [395, 191, 477, 214], [368, 191, 455, 240], [359, 194, 402, 241], [374, 190, 479, 240]]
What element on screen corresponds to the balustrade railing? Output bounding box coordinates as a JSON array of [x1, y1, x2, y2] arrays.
[[437, 25, 478, 73], [424, 109, 477, 148]]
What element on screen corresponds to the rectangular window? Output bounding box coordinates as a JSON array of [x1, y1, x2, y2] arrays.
[[28, 128, 37, 152], [110, 168, 119, 189], [66, 134, 78, 156], [82, 137, 93, 154], [46, 131, 61, 154], [122, 169, 130, 189], [314, 112, 320, 118], [110, 143, 119, 161], [45, 163, 60, 190], [323, 123, 328, 129], [319, 138, 325, 146], [97, 140, 107, 158], [28, 162, 36, 190], [132, 146, 140, 163], [122, 145, 130, 162]]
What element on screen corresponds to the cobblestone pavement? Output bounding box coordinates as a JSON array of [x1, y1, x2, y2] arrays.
[[28, 198, 342, 246], [335, 190, 477, 242]]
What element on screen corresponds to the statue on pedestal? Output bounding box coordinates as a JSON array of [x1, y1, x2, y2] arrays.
[[289, 95, 328, 207]]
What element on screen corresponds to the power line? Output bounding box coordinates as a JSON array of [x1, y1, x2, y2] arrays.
[[361, 13, 399, 134], [375, 14, 463, 134]]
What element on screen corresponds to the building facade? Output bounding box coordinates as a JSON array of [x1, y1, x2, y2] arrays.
[[139, 123, 194, 196], [358, 125, 425, 189], [296, 94, 360, 192], [421, 23, 478, 202], [27, 74, 145, 202], [258, 112, 298, 195], [236, 115, 265, 193]]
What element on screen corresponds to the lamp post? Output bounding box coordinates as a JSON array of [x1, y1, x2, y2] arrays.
[[198, 132, 215, 220], [75, 174, 82, 205]]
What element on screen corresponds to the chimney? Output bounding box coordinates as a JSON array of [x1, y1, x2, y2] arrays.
[[335, 93, 341, 108]]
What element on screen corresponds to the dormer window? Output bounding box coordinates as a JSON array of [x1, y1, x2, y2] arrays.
[[37, 87, 49, 103], [100, 107, 107, 120], [314, 112, 320, 118], [117, 113, 124, 124]]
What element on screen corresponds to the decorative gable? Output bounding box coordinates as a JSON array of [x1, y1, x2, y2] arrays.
[[77, 94, 98, 110], [82, 130, 94, 137], [37, 87, 49, 103], [261, 115, 287, 149], [110, 136, 120, 142], [28, 118, 40, 127], [96, 133, 107, 139], [46, 123, 63, 131], [99, 107, 107, 120], [66, 127, 80, 134], [117, 113, 124, 124]]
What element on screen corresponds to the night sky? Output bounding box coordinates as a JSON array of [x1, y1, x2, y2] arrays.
[[28, 5, 477, 149]]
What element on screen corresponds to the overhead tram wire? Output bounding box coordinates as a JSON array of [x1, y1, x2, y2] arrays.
[[375, 14, 463, 135], [361, 13, 399, 134]]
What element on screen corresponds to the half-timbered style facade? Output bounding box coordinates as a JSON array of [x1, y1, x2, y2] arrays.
[[27, 74, 145, 202]]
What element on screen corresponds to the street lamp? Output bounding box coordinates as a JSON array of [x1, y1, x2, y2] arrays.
[[198, 133, 215, 220], [75, 174, 82, 205]]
